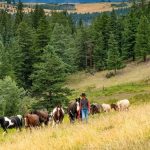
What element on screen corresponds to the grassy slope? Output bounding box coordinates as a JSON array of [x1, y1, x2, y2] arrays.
[[1, 61, 150, 149], [66, 61, 150, 103], [1, 104, 150, 150]]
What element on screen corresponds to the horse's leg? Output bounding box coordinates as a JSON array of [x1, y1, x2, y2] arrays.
[[52, 120, 55, 128], [14, 120, 20, 132], [18, 121, 22, 132], [1, 124, 7, 135], [45, 118, 49, 126]]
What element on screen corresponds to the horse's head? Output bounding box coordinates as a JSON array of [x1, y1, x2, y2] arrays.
[[56, 106, 61, 118], [23, 114, 29, 127], [75, 98, 81, 112]]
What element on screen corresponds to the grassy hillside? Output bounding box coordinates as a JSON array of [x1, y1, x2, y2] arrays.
[[66, 61, 150, 103], [0, 61, 150, 150], [1, 103, 150, 150], [66, 61, 150, 90]]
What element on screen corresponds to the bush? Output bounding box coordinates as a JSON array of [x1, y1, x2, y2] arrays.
[[105, 72, 115, 78], [0, 76, 25, 116]]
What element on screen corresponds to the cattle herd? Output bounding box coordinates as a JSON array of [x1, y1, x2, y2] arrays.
[[0, 99, 130, 135]]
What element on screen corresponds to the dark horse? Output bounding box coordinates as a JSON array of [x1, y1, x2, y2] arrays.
[[67, 98, 81, 123], [51, 105, 64, 126], [31, 110, 49, 126], [90, 103, 103, 115], [24, 114, 40, 130], [0, 115, 23, 134], [111, 104, 119, 111]]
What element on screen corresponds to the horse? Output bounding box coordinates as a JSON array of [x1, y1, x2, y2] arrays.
[[30, 110, 49, 126], [101, 104, 111, 112], [116, 99, 130, 111], [24, 114, 40, 130], [51, 105, 64, 127], [67, 98, 81, 123], [90, 103, 103, 115], [111, 103, 119, 111], [0, 115, 23, 134]]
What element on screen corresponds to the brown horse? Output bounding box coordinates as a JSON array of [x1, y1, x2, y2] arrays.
[[90, 103, 103, 115], [51, 106, 64, 127], [31, 110, 49, 126], [67, 98, 81, 123], [111, 104, 119, 111], [24, 114, 40, 130]]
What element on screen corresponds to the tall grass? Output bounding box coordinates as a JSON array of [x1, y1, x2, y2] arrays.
[[1, 104, 150, 150], [66, 61, 150, 90]]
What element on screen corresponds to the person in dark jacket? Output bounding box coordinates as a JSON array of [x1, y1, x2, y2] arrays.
[[80, 93, 90, 123]]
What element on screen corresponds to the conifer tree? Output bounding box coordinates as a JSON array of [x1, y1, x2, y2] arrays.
[[135, 15, 150, 61], [122, 12, 138, 61], [107, 33, 123, 74], [49, 23, 77, 72], [14, 1, 24, 28], [93, 32, 106, 71], [31, 45, 70, 109], [31, 4, 45, 29], [16, 22, 34, 89]]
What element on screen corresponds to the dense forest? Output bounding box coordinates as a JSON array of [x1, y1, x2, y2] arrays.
[[0, 1, 150, 116]]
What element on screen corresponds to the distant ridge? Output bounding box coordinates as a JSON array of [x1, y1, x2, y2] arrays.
[[15, 0, 127, 4]]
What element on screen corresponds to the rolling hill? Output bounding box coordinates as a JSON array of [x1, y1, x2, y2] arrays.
[[17, 0, 127, 3], [1, 60, 150, 149]]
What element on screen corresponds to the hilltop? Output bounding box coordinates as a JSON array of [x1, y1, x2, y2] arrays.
[[0, 2, 129, 14]]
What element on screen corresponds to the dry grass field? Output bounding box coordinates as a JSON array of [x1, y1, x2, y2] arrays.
[[66, 61, 150, 90], [0, 2, 129, 14], [1, 104, 150, 150], [73, 3, 113, 14]]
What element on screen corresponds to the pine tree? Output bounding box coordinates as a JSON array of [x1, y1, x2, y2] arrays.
[[14, 1, 24, 28], [49, 23, 77, 72], [0, 40, 12, 78], [16, 22, 34, 89], [135, 15, 150, 61], [33, 17, 50, 64], [93, 32, 106, 71], [8, 38, 24, 83], [107, 10, 123, 56], [107, 33, 123, 74], [122, 12, 138, 61], [0, 10, 13, 45], [75, 27, 87, 70], [31, 45, 70, 110], [31, 4, 45, 29], [93, 12, 109, 53], [76, 27, 94, 70]]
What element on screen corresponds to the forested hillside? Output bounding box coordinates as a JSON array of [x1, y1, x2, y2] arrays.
[[0, 1, 150, 116]]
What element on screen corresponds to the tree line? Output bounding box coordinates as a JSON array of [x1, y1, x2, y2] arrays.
[[0, 2, 150, 115]]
